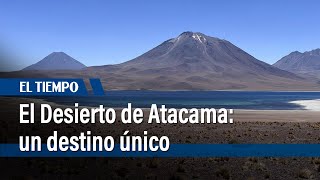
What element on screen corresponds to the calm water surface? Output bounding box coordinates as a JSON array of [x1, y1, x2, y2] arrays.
[[40, 91, 320, 110]]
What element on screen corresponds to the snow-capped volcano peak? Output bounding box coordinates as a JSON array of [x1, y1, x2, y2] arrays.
[[169, 31, 207, 44], [192, 33, 206, 43]]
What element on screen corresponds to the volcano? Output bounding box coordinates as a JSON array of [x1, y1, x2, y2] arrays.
[[118, 32, 293, 76], [23, 52, 86, 71], [87, 32, 318, 90]]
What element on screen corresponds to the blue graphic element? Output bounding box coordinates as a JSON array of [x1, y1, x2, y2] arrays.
[[89, 78, 105, 95], [1, 144, 320, 157], [0, 78, 106, 96]]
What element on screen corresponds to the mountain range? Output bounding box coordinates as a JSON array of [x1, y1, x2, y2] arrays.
[[2, 32, 320, 91], [274, 49, 320, 78]]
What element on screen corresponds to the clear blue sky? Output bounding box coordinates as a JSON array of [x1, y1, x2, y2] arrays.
[[1, 0, 319, 71]]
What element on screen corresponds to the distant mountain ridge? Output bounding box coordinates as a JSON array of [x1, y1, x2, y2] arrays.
[[273, 49, 320, 78], [23, 52, 86, 71], [274, 49, 320, 71]]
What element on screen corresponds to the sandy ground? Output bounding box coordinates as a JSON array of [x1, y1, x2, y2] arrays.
[[234, 109, 320, 122]]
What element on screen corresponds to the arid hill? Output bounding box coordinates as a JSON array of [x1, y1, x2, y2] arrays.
[[274, 49, 320, 79]]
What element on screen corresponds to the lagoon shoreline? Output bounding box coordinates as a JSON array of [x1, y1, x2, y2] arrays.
[[290, 99, 320, 111]]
